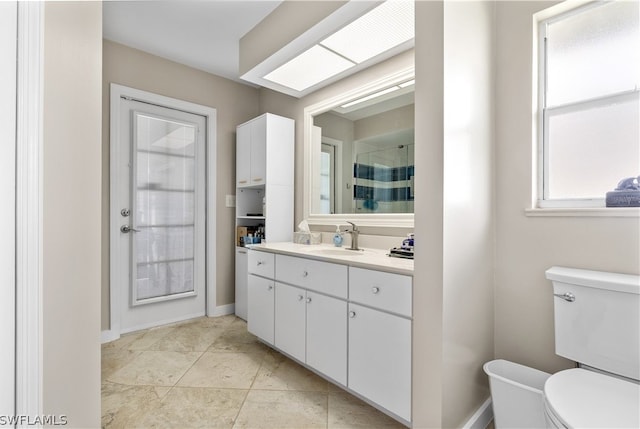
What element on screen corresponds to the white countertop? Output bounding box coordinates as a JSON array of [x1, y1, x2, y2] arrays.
[[250, 242, 414, 275]]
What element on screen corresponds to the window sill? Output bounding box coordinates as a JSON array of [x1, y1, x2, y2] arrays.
[[525, 207, 640, 218]]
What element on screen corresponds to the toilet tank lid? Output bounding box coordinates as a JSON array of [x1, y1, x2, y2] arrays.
[[545, 266, 640, 295]]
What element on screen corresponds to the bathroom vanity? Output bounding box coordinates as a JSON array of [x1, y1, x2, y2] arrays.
[[246, 242, 413, 425]]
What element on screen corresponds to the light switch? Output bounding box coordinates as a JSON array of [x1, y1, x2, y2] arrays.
[[225, 194, 236, 208]]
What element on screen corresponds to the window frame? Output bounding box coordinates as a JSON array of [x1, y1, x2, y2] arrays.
[[536, 0, 640, 209]]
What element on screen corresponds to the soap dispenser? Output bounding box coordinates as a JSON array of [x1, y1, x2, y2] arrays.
[[333, 225, 343, 247]]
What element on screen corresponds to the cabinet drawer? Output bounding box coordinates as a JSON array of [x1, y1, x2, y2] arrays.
[[248, 250, 275, 278], [349, 267, 412, 317], [276, 254, 347, 299]]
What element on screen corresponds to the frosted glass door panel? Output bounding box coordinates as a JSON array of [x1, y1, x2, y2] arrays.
[[133, 112, 198, 304], [137, 261, 194, 300], [137, 152, 195, 191], [136, 191, 194, 226]]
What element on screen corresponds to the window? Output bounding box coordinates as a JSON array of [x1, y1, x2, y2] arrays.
[[538, 1, 639, 208]]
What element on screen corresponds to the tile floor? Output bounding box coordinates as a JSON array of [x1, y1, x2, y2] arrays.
[[102, 315, 406, 428]]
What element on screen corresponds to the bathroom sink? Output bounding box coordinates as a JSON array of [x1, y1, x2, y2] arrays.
[[305, 248, 365, 257]]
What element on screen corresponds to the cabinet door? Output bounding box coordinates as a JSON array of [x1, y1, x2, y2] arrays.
[[236, 123, 251, 187], [235, 248, 248, 320], [247, 275, 274, 345], [274, 282, 306, 362], [348, 303, 411, 421], [249, 115, 266, 186], [306, 292, 347, 386]]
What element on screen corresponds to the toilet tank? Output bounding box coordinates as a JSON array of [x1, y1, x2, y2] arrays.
[[545, 266, 640, 381]]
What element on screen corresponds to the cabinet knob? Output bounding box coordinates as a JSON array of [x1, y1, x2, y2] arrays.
[[302, 270, 308, 278], [297, 295, 304, 301], [372, 286, 380, 294], [306, 297, 312, 303], [239, 180, 248, 184], [257, 261, 263, 266], [349, 311, 356, 318], [252, 178, 263, 182], [267, 285, 273, 291]]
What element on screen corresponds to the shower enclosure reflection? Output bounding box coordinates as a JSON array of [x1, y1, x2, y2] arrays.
[[313, 85, 414, 215]]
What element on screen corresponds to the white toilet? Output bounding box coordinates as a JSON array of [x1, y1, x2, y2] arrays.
[[545, 267, 640, 428]]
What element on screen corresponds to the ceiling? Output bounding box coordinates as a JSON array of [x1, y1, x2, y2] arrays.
[[103, 1, 283, 83]]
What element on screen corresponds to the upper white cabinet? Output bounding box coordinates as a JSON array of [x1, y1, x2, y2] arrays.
[[236, 113, 294, 188]]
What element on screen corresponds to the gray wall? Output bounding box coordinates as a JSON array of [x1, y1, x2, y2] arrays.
[[101, 40, 261, 330]]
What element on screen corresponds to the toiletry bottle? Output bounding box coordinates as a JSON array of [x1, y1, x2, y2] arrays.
[[333, 226, 343, 247]]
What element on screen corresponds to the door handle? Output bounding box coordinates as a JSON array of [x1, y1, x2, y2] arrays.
[[120, 225, 140, 233]]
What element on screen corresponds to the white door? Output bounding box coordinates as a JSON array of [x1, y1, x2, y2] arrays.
[[115, 99, 206, 332]]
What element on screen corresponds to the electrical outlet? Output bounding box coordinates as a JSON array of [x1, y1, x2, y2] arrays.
[[225, 194, 236, 208]]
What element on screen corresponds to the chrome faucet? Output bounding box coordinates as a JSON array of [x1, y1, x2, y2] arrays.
[[346, 221, 361, 251]]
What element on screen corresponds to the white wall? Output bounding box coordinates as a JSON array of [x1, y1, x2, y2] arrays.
[[0, 1, 17, 416], [413, 2, 445, 427], [442, 2, 495, 426], [494, 1, 640, 373], [42, 2, 102, 426]]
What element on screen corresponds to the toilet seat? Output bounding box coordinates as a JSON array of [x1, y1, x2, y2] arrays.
[[544, 368, 640, 428]]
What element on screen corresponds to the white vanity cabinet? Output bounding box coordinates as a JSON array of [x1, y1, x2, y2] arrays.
[[247, 251, 276, 345], [274, 282, 348, 385], [348, 267, 412, 422], [246, 247, 413, 426], [274, 255, 348, 385]]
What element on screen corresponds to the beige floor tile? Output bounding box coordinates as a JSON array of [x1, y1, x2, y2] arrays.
[[208, 323, 270, 355], [233, 390, 328, 429], [177, 352, 262, 389], [102, 381, 164, 429], [126, 325, 177, 350], [107, 350, 201, 386], [131, 387, 247, 429], [328, 391, 405, 429], [102, 348, 142, 381], [252, 350, 328, 392], [102, 331, 145, 351], [149, 323, 225, 352]]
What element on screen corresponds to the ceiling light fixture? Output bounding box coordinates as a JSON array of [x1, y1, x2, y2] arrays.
[[248, 0, 415, 97], [264, 45, 355, 92], [320, 0, 414, 64]]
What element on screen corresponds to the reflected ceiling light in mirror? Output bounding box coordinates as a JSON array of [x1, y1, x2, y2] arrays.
[[339, 79, 414, 109], [264, 45, 355, 92], [320, 0, 414, 64]]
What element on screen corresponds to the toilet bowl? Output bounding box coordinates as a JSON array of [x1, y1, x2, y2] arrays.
[[545, 267, 640, 429], [543, 368, 640, 428]]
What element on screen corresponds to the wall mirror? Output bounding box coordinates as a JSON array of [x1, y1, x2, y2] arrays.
[[303, 67, 415, 228]]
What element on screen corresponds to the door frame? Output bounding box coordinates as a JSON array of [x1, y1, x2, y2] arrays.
[[108, 84, 217, 341]]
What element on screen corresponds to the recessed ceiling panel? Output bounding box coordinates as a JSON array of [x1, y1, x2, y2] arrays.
[[263, 45, 355, 92], [320, 0, 414, 64]]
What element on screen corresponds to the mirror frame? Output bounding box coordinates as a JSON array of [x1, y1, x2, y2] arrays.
[[303, 65, 415, 228]]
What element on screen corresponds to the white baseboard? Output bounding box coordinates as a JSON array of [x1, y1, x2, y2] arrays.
[[101, 329, 119, 344], [210, 303, 235, 317], [462, 398, 493, 429]]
